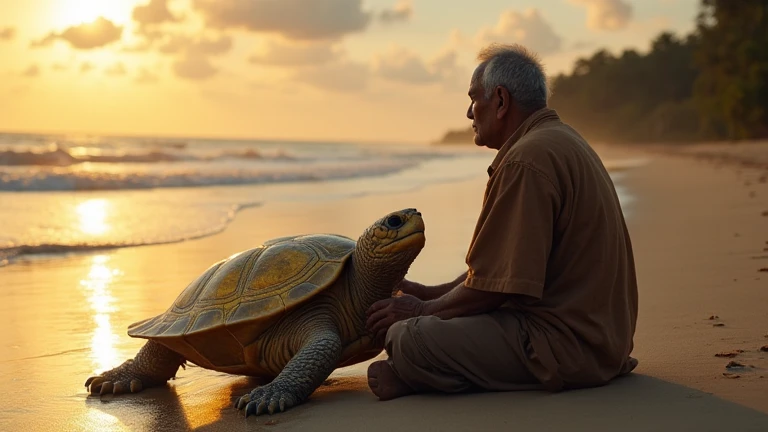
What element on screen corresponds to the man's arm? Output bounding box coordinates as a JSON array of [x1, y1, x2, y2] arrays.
[[398, 272, 468, 300], [422, 282, 510, 320], [366, 282, 510, 340]]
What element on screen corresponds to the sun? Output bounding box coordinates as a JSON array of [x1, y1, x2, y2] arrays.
[[52, 0, 135, 27]]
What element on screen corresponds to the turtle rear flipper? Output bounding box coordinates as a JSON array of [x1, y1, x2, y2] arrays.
[[85, 340, 186, 396]]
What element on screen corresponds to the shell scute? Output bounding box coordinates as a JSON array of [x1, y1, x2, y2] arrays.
[[244, 243, 317, 295]]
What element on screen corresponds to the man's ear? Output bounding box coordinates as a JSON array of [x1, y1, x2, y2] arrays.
[[495, 86, 510, 120]]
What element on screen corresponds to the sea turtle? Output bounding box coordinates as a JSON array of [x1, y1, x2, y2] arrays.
[[84, 208, 425, 417]]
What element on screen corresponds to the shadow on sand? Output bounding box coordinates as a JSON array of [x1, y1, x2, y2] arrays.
[[89, 371, 768, 432]]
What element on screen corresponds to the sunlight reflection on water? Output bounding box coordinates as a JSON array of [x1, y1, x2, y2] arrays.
[[77, 199, 111, 236], [80, 254, 122, 374]]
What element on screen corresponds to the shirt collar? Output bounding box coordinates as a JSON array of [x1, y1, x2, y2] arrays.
[[487, 107, 560, 177]]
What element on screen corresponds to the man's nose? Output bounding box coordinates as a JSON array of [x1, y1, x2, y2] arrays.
[[466, 105, 474, 119]]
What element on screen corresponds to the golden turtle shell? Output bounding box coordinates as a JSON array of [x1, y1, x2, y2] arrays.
[[126, 233, 355, 371]]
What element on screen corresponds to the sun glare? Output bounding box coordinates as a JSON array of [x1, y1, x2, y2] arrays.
[[77, 199, 111, 235], [53, 0, 133, 27]]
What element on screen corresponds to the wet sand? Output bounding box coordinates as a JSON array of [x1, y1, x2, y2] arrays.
[[2, 144, 768, 431]]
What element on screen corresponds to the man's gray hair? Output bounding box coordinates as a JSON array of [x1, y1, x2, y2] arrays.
[[476, 43, 550, 113]]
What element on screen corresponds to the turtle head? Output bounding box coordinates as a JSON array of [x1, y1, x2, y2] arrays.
[[361, 208, 425, 257], [352, 208, 425, 304], [355, 208, 425, 283]]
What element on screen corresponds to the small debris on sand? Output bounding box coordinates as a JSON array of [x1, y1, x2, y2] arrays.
[[713, 323, 726, 327], [715, 350, 745, 358], [762, 211, 768, 217], [759, 268, 768, 272], [760, 345, 768, 352], [708, 315, 720, 320], [722, 372, 741, 379], [265, 420, 279, 426], [725, 361, 754, 371]]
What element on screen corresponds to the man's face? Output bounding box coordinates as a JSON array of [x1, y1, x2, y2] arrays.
[[466, 66, 495, 148]]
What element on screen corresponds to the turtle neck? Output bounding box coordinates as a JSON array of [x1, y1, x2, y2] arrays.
[[487, 107, 561, 177]]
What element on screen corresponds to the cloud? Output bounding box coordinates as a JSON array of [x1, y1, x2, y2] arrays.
[[105, 62, 127, 76], [32, 17, 123, 49], [132, 0, 182, 26], [172, 53, 218, 80], [372, 46, 447, 84], [192, 0, 371, 40], [476, 8, 562, 55], [152, 34, 231, 80], [80, 62, 95, 74], [294, 61, 370, 92], [379, 0, 413, 24], [22, 65, 39, 77], [158, 34, 232, 56], [569, 0, 633, 31], [135, 68, 159, 84], [248, 39, 342, 66], [0, 27, 15, 41]]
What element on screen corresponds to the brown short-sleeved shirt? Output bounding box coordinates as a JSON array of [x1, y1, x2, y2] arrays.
[[464, 108, 638, 390]]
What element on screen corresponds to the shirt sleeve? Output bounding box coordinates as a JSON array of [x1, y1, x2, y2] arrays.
[[464, 161, 561, 300]]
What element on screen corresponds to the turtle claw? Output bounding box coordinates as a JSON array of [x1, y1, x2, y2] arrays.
[[113, 381, 128, 394], [235, 395, 249, 410], [130, 379, 143, 393], [237, 383, 298, 417], [85, 376, 104, 392], [85, 374, 144, 396], [84, 376, 99, 387], [99, 381, 114, 396]]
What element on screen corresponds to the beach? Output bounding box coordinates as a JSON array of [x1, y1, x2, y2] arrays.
[[1, 142, 768, 432]]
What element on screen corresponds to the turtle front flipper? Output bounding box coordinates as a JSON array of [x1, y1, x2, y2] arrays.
[[236, 328, 343, 417], [85, 340, 186, 396]]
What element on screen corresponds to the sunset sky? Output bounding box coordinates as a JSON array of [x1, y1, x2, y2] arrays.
[[0, 0, 699, 143]]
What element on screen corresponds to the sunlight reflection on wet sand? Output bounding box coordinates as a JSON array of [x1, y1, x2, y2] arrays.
[[80, 255, 121, 374]]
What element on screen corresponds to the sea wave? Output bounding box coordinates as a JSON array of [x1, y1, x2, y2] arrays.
[[0, 201, 262, 267], [0, 145, 297, 166], [0, 159, 423, 191]]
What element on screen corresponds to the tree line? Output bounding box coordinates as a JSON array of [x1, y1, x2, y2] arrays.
[[438, 0, 768, 145]]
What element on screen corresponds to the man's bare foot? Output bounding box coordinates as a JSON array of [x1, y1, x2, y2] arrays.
[[367, 360, 415, 401]]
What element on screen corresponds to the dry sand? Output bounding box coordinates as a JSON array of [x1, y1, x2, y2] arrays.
[[1, 143, 767, 431]]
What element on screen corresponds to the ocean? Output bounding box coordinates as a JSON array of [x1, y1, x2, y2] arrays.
[[0, 132, 639, 266]]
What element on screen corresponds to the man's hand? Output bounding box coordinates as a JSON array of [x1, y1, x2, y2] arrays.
[[393, 279, 428, 298], [366, 294, 426, 341]]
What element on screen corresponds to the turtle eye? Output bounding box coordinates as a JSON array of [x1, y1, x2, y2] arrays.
[[385, 215, 404, 229]]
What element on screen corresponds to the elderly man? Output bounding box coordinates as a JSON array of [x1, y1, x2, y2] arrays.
[[365, 43, 639, 400]]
